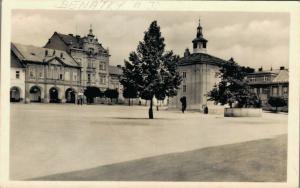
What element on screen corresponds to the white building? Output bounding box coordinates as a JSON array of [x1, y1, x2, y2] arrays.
[[10, 48, 26, 102], [169, 20, 228, 111]]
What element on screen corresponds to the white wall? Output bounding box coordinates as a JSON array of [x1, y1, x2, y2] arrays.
[[10, 67, 25, 101]]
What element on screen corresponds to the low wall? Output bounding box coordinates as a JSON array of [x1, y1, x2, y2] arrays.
[[224, 108, 262, 117]]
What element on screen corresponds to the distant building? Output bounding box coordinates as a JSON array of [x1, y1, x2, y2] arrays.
[[246, 66, 289, 105], [108, 65, 124, 101], [169, 20, 228, 110], [11, 43, 82, 103]]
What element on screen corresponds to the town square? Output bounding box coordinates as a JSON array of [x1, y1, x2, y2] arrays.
[[10, 103, 287, 181], [8, 10, 290, 182]]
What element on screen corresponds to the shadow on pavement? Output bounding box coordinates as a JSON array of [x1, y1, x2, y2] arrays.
[[30, 134, 287, 182]]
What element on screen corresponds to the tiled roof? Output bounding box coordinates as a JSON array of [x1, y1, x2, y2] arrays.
[[273, 69, 289, 83], [56, 32, 85, 49], [246, 71, 276, 75], [56, 32, 106, 51], [108, 65, 122, 75], [179, 52, 227, 66], [11, 43, 80, 67]]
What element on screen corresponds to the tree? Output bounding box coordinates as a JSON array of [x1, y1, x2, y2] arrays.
[[84, 86, 101, 104], [122, 86, 138, 106], [268, 96, 286, 112], [104, 88, 119, 103], [208, 58, 252, 108], [120, 21, 182, 119]]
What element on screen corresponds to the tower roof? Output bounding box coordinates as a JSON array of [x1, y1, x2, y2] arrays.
[[192, 19, 207, 43], [88, 24, 94, 37]]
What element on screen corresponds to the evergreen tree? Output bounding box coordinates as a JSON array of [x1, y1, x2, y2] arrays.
[[208, 58, 251, 108], [120, 21, 182, 119]]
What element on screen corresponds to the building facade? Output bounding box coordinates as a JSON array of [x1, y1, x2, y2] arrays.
[[169, 21, 228, 110], [44, 27, 110, 91], [10, 27, 126, 103], [10, 50, 26, 102], [11, 43, 82, 103], [246, 67, 289, 105], [108, 65, 124, 100]]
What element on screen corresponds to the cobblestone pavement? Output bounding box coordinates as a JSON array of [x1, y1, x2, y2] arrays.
[[10, 103, 287, 180]]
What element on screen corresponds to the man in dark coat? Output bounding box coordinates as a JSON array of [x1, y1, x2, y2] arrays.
[[180, 96, 187, 113]]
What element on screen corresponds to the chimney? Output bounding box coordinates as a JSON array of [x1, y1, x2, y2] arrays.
[[53, 50, 56, 56], [258, 67, 263, 72], [280, 66, 285, 70], [184, 48, 190, 57], [60, 52, 63, 58], [45, 50, 48, 56]]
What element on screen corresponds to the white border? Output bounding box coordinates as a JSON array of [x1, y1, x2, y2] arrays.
[[1, 1, 299, 188]]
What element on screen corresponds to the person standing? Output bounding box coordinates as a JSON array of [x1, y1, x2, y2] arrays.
[[78, 90, 84, 105], [180, 96, 187, 113]]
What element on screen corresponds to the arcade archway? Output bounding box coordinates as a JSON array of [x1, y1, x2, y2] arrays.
[[29, 86, 41, 102], [65, 88, 76, 103], [10, 87, 21, 102], [49, 87, 60, 103]]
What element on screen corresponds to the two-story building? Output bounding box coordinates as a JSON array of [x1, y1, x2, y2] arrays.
[[11, 43, 81, 103], [10, 49, 26, 102], [246, 67, 289, 105]]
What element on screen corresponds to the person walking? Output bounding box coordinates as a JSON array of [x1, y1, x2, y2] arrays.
[[180, 96, 187, 113]]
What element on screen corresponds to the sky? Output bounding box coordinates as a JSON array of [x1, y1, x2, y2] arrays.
[[11, 10, 290, 70]]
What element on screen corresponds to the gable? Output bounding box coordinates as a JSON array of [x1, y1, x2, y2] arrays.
[[44, 33, 70, 52], [47, 58, 63, 66]]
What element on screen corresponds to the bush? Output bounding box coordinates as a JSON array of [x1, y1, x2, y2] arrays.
[[267, 96, 287, 112]]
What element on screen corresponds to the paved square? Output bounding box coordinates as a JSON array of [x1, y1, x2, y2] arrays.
[[10, 104, 287, 180]]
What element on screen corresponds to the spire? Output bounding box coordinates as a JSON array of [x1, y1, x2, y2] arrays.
[[192, 19, 207, 54], [88, 24, 94, 37], [196, 19, 203, 38]]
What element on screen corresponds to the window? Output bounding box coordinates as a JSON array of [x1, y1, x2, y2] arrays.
[[29, 68, 35, 79], [250, 77, 256, 82], [272, 87, 278, 96], [100, 75, 106, 84], [283, 86, 288, 94], [88, 62, 92, 68], [59, 74, 63, 80], [65, 71, 70, 81], [39, 71, 43, 78], [87, 74, 91, 82], [99, 62, 106, 70], [182, 72, 186, 78], [73, 72, 77, 81], [263, 76, 270, 82], [16, 71, 20, 79], [262, 88, 270, 94], [183, 85, 187, 93], [193, 43, 197, 49]]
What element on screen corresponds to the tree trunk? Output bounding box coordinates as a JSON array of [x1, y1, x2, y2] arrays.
[[149, 98, 153, 119], [128, 98, 131, 106]]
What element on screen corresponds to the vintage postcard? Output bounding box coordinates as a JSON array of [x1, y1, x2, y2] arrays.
[[0, 0, 299, 188]]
